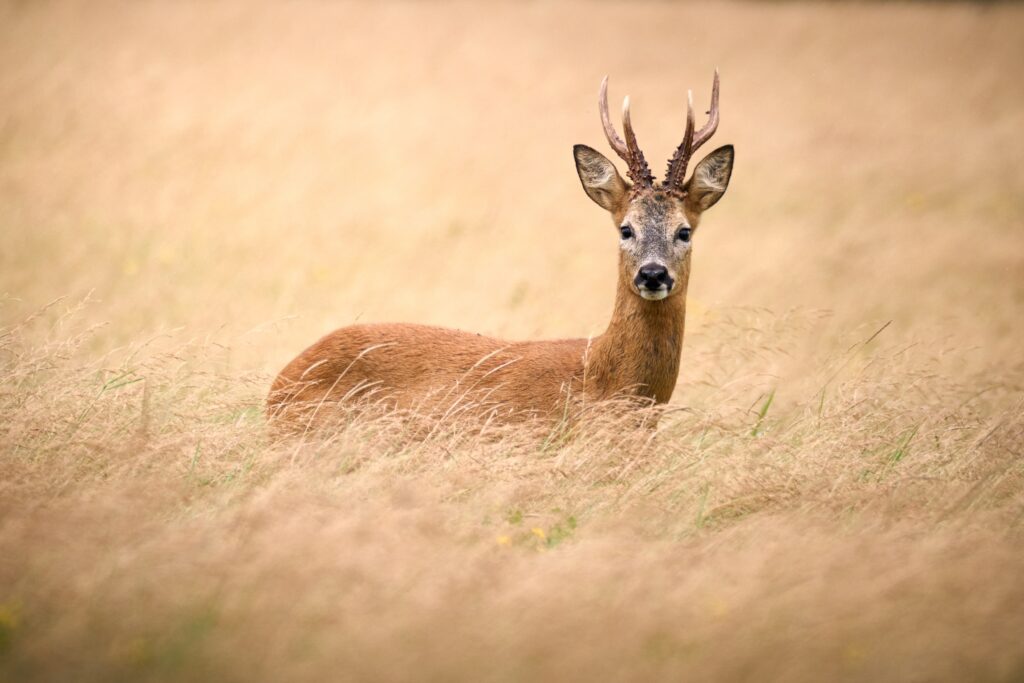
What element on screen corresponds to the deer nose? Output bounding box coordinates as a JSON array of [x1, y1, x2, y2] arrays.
[[635, 264, 673, 291]]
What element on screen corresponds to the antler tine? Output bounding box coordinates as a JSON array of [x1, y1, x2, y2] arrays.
[[598, 77, 653, 189], [664, 69, 721, 192], [598, 76, 629, 158], [622, 96, 654, 187], [692, 68, 720, 150], [664, 90, 695, 191]]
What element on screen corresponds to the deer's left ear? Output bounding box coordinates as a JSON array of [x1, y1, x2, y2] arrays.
[[685, 145, 734, 212]]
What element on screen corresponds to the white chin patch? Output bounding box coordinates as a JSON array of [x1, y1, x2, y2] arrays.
[[639, 289, 669, 301]]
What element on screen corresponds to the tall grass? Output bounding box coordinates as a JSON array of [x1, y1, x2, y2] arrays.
[[1, 302, 1021, 682]]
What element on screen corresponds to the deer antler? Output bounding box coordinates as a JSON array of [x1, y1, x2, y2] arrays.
[[664, 69, 721, 193], [599, 76, 654, 189]]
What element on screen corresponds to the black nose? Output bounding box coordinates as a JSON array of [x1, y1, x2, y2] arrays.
[[635, 264, 673, 290]]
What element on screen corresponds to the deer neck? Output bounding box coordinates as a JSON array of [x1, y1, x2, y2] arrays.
[[588, 277, 688, 404]]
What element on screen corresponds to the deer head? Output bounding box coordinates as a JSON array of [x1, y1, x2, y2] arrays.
[[574, 72, 734, 301]]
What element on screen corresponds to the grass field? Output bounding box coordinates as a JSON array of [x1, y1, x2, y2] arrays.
[[2, 1, 1023, 681]]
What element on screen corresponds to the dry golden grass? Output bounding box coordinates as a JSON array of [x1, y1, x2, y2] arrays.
[[2, 1, 1023, 681]]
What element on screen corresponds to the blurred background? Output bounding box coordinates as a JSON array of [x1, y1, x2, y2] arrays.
[[2, 0, 1021, 380]]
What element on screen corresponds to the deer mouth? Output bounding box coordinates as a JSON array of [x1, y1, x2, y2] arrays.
[[638, 286, 670, 301]]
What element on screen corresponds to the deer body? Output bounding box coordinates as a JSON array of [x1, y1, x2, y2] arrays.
[[268, 73, 733, 428], [268, 273, 688, 422]]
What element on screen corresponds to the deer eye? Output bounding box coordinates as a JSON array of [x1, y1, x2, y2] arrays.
[[619, 225, 634, 240], [676, 227, 692, 243]]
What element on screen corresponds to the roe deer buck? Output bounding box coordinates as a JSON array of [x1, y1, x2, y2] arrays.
[[268, 72, 734, 429]]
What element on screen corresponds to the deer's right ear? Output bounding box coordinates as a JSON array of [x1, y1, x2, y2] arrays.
[[574, 144, 628, 212]]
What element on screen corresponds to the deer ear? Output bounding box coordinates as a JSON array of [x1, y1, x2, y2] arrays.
[[574, 144, 628, 212], [685, 145, 734, 212]]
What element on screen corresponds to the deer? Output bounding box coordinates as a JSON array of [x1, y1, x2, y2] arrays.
[[267, 72, 734, 430]]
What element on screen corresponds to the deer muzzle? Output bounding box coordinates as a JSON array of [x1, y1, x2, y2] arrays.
[[635, 263, 674, 300]]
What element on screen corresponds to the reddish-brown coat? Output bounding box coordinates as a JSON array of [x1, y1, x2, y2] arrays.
[[267, 274, 687, 426]]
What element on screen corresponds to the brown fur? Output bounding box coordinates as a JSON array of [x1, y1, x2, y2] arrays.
[[267, 273, 688, 426], [268, 90, 734, 430]]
